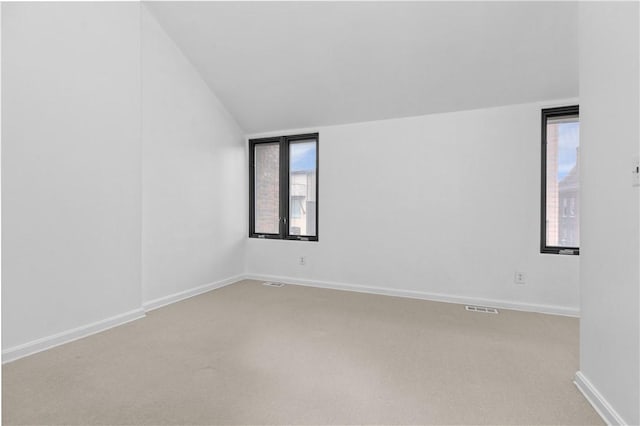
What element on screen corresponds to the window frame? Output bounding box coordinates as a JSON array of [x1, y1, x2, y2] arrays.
[[249, 133, 319, 242], [540, 105, 579, 255]]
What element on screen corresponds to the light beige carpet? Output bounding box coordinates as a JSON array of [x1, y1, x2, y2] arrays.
[[3, 279, 602, 425]]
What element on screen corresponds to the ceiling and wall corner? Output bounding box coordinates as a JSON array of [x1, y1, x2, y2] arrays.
[[140, 2, 585, 317], [144, 1, 579, 134], [140, 4, 247, 307]]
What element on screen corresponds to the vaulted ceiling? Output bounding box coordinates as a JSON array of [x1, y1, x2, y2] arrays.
[[145, 1, 578, 134]]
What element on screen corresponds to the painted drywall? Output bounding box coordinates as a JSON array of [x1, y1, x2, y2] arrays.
[[147, 2, 578, 134], [141, 6, 246, 305], [578, 2, 639, 424], [246, 100, 581, 314], [2, 3, 142, 350]]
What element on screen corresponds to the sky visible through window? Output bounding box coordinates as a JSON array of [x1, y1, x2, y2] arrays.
[[290, 141, 316, 172], [557, 121, 579, 180]]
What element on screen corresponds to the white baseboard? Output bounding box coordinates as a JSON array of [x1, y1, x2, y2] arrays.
[[243, 273, 580, 317], [2, 308, 146, 364], [2, 273, 576, 364], [142, 274, 244, 312], [3, 275, 246, 364], [574, 371, 627, 425]]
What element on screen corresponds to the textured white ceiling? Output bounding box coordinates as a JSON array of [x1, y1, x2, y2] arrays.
[[145, 1, 578, 133]]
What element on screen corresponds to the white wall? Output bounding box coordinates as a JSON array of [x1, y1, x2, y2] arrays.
[[246, 100, 581, 315], [1, 3, 247, 358], [141, 6, 246, 305], [578, 2, 639, 424], [2, 3, 142, 350]]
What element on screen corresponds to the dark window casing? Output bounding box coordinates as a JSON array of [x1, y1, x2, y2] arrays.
[[249, 133, 319, 241], [541, 105, 579, 255]]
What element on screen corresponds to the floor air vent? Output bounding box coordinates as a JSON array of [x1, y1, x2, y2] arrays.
[[465, 305, 499, 314], [262, 281, 285, 288]]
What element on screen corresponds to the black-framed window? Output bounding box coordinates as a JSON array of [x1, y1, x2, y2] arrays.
[[541, 105, 580, 255], [249, 133, 318, 241]]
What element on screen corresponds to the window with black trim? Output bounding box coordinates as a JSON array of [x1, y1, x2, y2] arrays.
[[541, 105, 579, 255], [249, 133, 318, 241]]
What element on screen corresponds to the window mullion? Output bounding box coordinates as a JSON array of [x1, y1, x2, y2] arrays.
[[279, 137, 289, 238]]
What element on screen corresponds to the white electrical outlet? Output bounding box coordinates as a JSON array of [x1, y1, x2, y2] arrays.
[[514, 271, 526, 285], [299, 256, 306, 266]]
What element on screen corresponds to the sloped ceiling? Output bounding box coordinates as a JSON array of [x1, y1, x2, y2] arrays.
[[145, 1, 578, 134]]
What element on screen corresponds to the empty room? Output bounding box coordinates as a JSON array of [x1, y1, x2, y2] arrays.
[[1, 1, 639, 425]]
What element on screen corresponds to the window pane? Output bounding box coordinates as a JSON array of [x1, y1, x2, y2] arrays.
[[254, 142, 280, 234], [289, 140, 317, 237], [546, 115, 579, 248]]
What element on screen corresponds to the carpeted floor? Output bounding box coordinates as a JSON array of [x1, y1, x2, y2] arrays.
[[3, 279, 602, 425]]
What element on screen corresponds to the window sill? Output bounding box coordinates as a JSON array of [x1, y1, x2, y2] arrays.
[[250, 235, 318, 242], [540, 247, 579, 255]]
